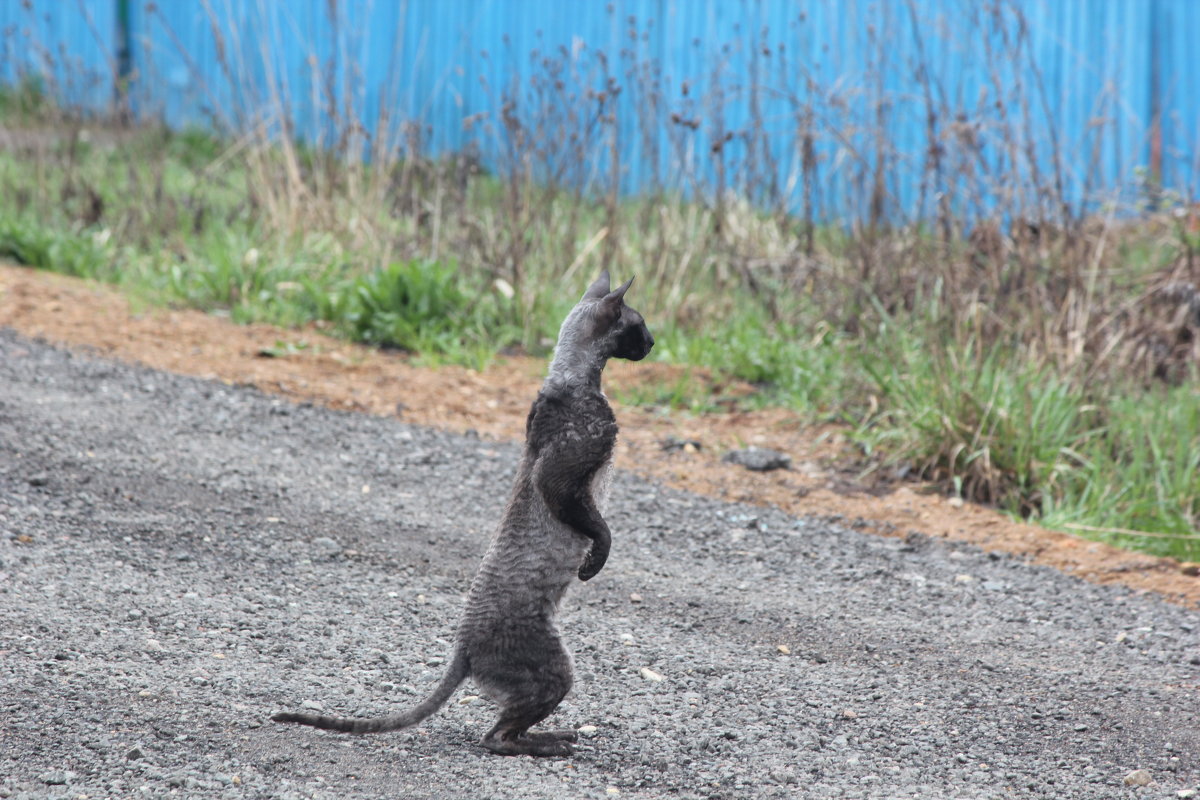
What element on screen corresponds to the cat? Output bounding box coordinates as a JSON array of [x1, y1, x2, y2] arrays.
[[271, 270, 653, 756]]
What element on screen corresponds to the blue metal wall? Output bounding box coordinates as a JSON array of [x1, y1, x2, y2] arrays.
[[3, 0, 1196, 221]]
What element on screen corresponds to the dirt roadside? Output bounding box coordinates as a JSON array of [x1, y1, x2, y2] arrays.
[[1, 262, 1196, 607]]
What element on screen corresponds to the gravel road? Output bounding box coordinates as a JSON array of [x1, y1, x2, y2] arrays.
[[1, 326, 1198, 799]]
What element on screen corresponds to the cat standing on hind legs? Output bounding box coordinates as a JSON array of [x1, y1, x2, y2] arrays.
[[271, 270, 654, 756]]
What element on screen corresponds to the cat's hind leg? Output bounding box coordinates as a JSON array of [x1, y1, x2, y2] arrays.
[[476, 646, 575, 757], [481, 701, 575, 757]]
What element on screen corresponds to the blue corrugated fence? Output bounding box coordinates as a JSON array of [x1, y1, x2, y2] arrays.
[[2, 0, 1196, 221]]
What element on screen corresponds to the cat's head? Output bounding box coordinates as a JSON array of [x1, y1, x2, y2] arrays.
[[576, 270, 654, 362]]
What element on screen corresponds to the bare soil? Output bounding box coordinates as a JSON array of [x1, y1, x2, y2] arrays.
[[1, 262, 1196, 607]]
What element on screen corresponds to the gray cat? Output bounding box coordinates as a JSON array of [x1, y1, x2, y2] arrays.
[[271, 271, 654, 756]]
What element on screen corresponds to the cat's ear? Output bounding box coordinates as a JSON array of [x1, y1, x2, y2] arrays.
[[582, 270, 611, 301], [596, 276, 634, 325], [608, 276, 634, 301]]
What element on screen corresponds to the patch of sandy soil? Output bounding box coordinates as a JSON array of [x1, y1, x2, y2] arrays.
[[1, 263, 1196, 607]]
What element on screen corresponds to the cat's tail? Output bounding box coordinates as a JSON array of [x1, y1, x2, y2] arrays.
[[270, 650, 468, 734]]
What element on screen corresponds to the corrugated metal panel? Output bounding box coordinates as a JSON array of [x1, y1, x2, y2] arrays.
[[1, 0, 115, 109], [7, 0, 1198, 221]]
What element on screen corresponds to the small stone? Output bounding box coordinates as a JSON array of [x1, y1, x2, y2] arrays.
[[28, 473, 50, 487], [770, 768, 799, 785], [660, 436, 702, 453], [629, 593, 643, 603], [126, 746, 145, 761], [144, 639, 163, 652], [1124, 769, 1153, 787], [842, 709, 859, 719], [40, 771, 75, 785], [776, 644, 791, 655], [639, 667, 664, 682], [606, 788, 620, 796], [126, 609, 143, 621], [312, 536, 341, 557], [1180, 563, 1200, 577], [1176, 790, 1197, 799], [722, 447, 791, 472], [458, 695, 480, 705], [84, 737, 112, 754], [301, 700, 323, 711], [954, 574, 974, 583], [577, 725, 599, 737], [947, 496, 964, 508]]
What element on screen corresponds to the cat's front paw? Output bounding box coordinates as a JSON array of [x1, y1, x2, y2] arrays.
[[577, 561, 602, 582]]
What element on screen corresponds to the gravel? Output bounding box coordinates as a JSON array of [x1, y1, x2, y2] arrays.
[[1, 326, 1198, 799]]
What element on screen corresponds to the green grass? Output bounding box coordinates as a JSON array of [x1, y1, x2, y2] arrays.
[[0, 111, 1196, 560], [650, 309, 848, 412], [330, 259, 517, 368], [0, 217, 112, 279], [1047, 386, 1200, 557], [850, 317, 1198, 560], [635, 303, 1199, 561], [855, 328, 1096, 511], [0, 76, 50, 122], [0, 123, 519, 365]]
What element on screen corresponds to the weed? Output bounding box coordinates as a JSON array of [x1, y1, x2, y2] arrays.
[[0, 216, 111, 278], [0, 75, 50, 123], [856, 330, 1097, 514], [337, 259, 511, 360]]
